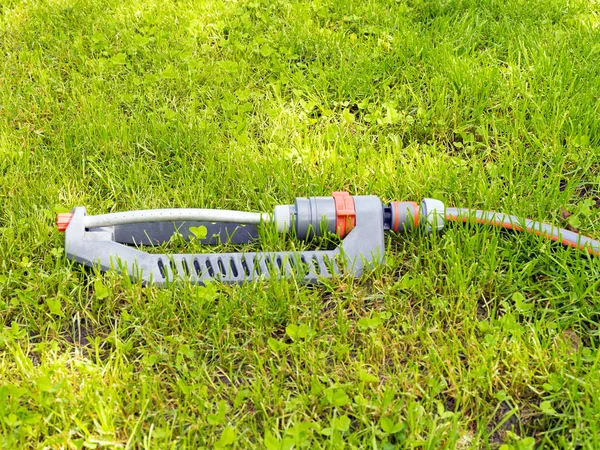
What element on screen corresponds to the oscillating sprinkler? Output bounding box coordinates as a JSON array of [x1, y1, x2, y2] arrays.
[[56, 192, 600, 286]]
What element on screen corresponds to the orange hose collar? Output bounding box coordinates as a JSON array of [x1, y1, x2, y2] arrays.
[[332, 192, 356, 238]]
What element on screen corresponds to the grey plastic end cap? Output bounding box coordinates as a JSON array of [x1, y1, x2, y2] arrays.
[[273, 204, 294, 233], [421, 198, 445, 233]]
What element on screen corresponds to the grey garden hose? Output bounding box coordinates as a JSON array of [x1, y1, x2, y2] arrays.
[[445, 208, 600, 256]]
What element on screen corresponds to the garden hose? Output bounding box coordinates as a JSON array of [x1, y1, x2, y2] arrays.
[[445, 208, 600, 257]]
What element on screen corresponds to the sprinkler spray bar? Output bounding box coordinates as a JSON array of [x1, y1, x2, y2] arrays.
[[57, 192, 600, 286]]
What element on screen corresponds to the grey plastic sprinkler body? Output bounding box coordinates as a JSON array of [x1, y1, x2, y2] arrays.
[[57, 193, 600, 286], [56, 193, 444, 286]]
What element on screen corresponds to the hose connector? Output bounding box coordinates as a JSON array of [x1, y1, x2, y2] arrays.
[[420, 198, 445, 233], [272, 192, 357, 239], [387, 201, 420, 232], [272, 196, 336, 239], [384, 198, 445, 233]]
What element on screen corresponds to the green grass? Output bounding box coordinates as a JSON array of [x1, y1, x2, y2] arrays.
[[1, 0, 600, 447]]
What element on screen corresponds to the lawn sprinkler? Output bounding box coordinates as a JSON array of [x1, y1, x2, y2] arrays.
[[56, 192, 600, 286]]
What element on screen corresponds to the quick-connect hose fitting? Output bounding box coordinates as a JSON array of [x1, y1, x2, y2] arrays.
[[386, 201, 420, 232], [294, 196, 337, 239], [273, 198, 333, 238], [272, 192, 357, 239], [384, 198, 445, 233], [273, 195, 340, 239]]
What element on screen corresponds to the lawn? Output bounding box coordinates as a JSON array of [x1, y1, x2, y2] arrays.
[[1, 0, 600, 447]]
